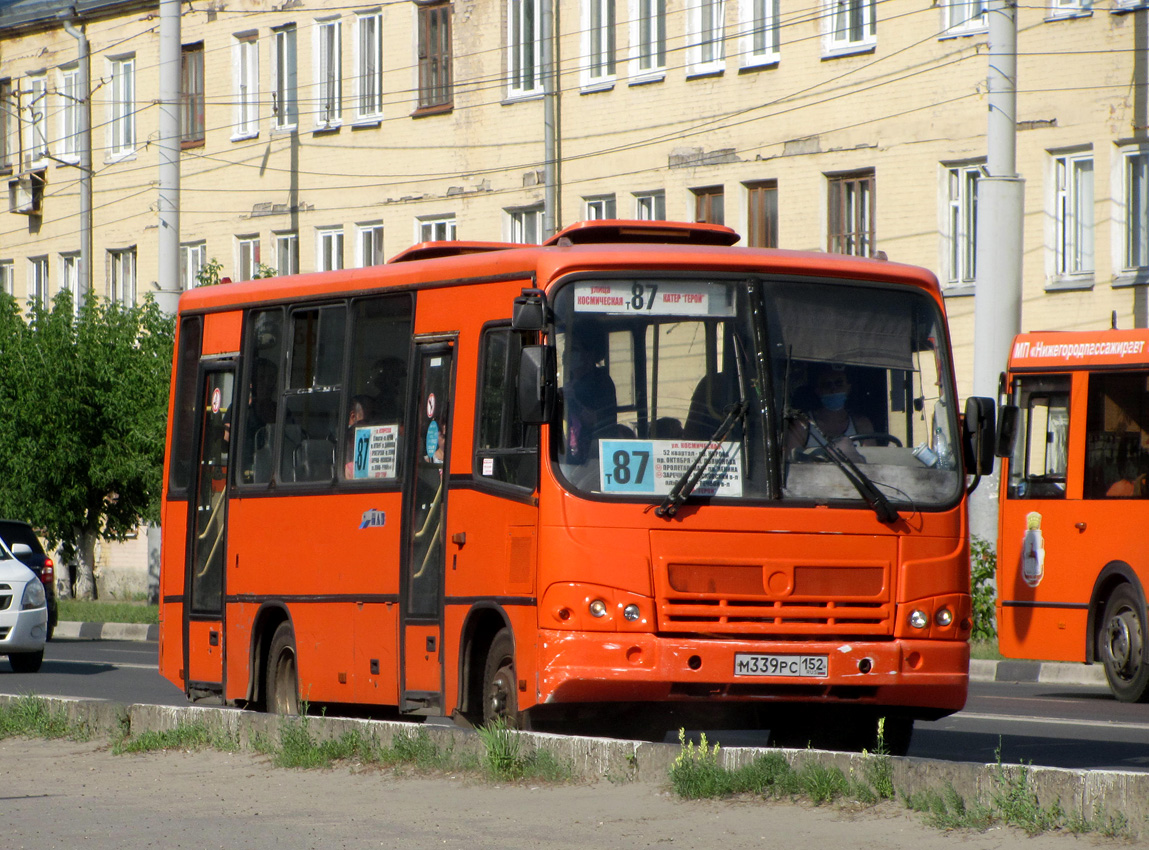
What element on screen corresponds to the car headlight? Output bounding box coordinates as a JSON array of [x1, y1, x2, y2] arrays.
[[21, 578, 45, 610]]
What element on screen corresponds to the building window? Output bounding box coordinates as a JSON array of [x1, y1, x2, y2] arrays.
[[1049, 0, 1091, 16], [1053, 152, 1093, 279], [418, 2, 452, 111], [181, 43, 205, 145], [583, 0, 616, 86], [29, 256, 48, 308], [508, 206, 542, 243], [635, 190, 665, 220], [315, 18, 342, 128], [60, 252, 79, 310], [745, 181, 777, 248], [234, 33, 259, 139], [108, 249, 135, 305], [584, 195, 616, 219], [693, 186, 724, 224], [943, 164, 979, 285], [26, 73, 48, 166], [355, 11, 383, 120], [508, 0, 542, 97], [58, 66, 80, 162], [827, 170, 875, 257], [688, 0, 726, 74], [317, 228, 344, 271], [825, 0, 876, 55], [0, 79, 13, 171], [180, 242, 206, 289], [276, 232, 299, 275], [1123, 149, 1149, 273], [0, 260, 13, 295], [943, 0, 986, 34], [741, 0, 779, 67], [357, 223, 384, 266], [272, 26, 298, 130], [107, 56, 135, 158], [236, 236, 261, 281], [419, 215, 457, 241], [630, 0, 666, 77]]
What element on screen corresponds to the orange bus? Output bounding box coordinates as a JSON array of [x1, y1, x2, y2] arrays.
[[159, 220, 995, 752], [997, 329, 1149, 702]]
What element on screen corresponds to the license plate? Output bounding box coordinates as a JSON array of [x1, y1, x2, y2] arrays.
[[734, 653, 828, 678]]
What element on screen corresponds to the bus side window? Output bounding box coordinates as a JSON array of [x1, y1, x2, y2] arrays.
[[281, 304, 346, 483], [475, 325, 539, 490], [240, 309, 283, 486], [1084, 371, 1149, 499], [1008, 376, 1070, 499], [341, 295, 414, 483]]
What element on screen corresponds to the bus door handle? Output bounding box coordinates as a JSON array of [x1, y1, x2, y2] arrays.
[[1075, 522, 1086, 533], [452, 532, 466, 547]]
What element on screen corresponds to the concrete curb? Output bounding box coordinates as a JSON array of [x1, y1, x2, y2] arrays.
[[3, 694, 1146, 839], [54, 621, 159, 642]]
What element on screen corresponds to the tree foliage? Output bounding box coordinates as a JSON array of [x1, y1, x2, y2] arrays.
[[0, 291, 174, 598]]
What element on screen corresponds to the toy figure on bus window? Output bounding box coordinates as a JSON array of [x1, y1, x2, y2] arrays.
[[563, 327, 618, 465]]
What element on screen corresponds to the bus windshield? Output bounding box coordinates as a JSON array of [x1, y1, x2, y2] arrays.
[[552, 276, 961, 510]]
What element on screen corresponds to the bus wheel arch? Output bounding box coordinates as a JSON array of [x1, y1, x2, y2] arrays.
[[482, 626, 529, 729], [457, 604, 514, 725], [247, 603, 293, 710]]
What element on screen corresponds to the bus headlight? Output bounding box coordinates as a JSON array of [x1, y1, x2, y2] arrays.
[[589, 599, 608, 618], [909, 609, 929, 629], [935, 607, 954, 627], [623, 604, 641, 621]]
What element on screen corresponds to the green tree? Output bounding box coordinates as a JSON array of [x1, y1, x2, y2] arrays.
[[0, 291, 174, 599]]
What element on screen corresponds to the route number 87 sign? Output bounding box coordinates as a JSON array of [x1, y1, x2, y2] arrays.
[[599, 439, 743, 497]]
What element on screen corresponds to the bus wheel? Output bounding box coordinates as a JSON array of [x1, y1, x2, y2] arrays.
[[1101, 584, 1149, 703], [266, 622, 301, 715], [482, 629, 527, 729]]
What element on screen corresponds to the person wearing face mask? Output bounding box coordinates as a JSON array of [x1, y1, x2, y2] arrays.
[[787, 364, 873, 460]]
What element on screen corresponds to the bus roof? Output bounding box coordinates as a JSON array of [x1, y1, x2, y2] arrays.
[[174, 221, 941, 315], [1009, 330, 1149, 371]]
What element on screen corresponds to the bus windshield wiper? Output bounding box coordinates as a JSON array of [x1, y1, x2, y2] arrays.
[[656, 400, 749, 519], [796, 412, 898, 524]]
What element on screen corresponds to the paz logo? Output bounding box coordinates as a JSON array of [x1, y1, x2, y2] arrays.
[[359, 509, 386, 529], [1021, 511, 1045, 588]]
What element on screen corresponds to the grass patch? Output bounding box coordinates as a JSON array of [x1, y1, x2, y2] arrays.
[[58, 599, 158, 625], [968, 638, 1001, 661], [0, 695, 84, 740], [475, 717, 573, 782], [113, 719, 239, 754]]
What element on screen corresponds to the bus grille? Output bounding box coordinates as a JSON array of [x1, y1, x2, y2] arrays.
[[659, 598, 892, 635]]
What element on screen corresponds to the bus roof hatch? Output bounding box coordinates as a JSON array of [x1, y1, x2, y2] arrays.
[[543, 219, 740, 248]]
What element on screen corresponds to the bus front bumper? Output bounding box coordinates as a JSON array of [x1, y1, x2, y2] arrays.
[[535, 631, 968, 714]]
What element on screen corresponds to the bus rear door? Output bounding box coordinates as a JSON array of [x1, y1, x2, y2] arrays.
[[401, 341, 454, 712], [184, 362, 236, 698]]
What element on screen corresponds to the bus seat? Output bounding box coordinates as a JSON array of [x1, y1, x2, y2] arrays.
[[651, 416, 683, 439], [295, 438, 335, 482], [684, 373, 737, 440]]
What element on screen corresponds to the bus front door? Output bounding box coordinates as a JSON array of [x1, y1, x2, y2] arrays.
[[184, 365, 236, 699], [400, 342, 454, 713]]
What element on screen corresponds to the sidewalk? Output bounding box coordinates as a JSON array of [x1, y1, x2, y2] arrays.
[[55, 621, 1109, 687]]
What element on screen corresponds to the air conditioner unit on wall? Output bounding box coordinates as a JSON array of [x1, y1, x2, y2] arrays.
[[9, 170, 45, 215]]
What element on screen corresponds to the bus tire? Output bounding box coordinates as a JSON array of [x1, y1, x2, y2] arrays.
[[1100, 583, 1149, 703], [266, 622, 301, 715], [481, 628, 527, 729]]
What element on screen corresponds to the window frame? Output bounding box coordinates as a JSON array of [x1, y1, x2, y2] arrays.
[[314, 17, 343, 129], [942, 0, 987, 36], [57, 65, 80, 162], [355, 10, 384, 122], [233, 33, 260, 140], [107, 56, 135, 160], [417, 1, 453, 113], [180, 241, 207, 289], [0, 260, 13, 295], [1048, 0, 1091, 17], [272, 25, 298, 131], [317, 227, 345, 272], [357, 223, 385, 266], [584, 195, 617, 220], [1051, 150, 1094, 282], [739, 0, 780, 68], [507, 0, 543, 98], [236, 235, 261, 282], [745, 180, 778, 248], [942, 162, 980, 287], [108, 248, 136, 305], [507, 205, 543, 243], [629, 0, 666, 80], [687, 0, 726, 76], [823, 0, 876, 57], [28, 255, 48, 308], [418, 215, 457, 241], [827, 169, 875, 257], [181, 42, 206, 146], [276, 232, 300, 275], [26, 72, 48, 167], [582, 0, 617, 89], [692, 185, 725, 225], [59, 252, 79, 313], [474, 322, 540, 493], [634, 190, 665, 220]]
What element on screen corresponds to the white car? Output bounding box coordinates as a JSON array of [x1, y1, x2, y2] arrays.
[[0, 536, 47, 672]]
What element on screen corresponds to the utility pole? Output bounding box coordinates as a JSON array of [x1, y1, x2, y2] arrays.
[[156, 0, 181, 315], [61, 9, 91, 308], [542, 0, 558, 240], [970, 0, 1024, 541]]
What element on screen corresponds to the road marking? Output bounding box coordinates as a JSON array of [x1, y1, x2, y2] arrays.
[[948, 711, 1149, 732], [48, 659, 157, 671]]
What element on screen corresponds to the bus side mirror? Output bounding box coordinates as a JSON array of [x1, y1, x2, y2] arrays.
[[961, 396, 996, 476], [995, 404, 1019, 458], [518, 344, 556, 424], [512, 288, 550, 332]]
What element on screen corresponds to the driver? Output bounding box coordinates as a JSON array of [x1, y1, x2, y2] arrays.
[[787, 364, 873, 461]]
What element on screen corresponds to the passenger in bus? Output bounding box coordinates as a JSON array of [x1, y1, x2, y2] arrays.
[[343, 395, 375, 478], [563, 328, 617, 464], [787, 364, 872, 462]]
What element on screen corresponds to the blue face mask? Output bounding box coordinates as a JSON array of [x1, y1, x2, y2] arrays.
[[820, 392, 848, 411]]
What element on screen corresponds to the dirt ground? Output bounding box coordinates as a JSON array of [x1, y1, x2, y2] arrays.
[[0, 738, 1128, 850]]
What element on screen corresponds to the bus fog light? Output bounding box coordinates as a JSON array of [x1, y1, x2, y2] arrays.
[[909, 609, 928, 629], [623, 604, 640, 621], [589, 599, 608, 618], [935, 607, 954, 627]]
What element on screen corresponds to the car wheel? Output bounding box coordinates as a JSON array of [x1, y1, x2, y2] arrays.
[[9, 650, 44, 673]]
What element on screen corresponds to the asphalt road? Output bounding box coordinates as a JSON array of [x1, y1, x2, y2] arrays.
[[4, 637, 1149, 771]]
